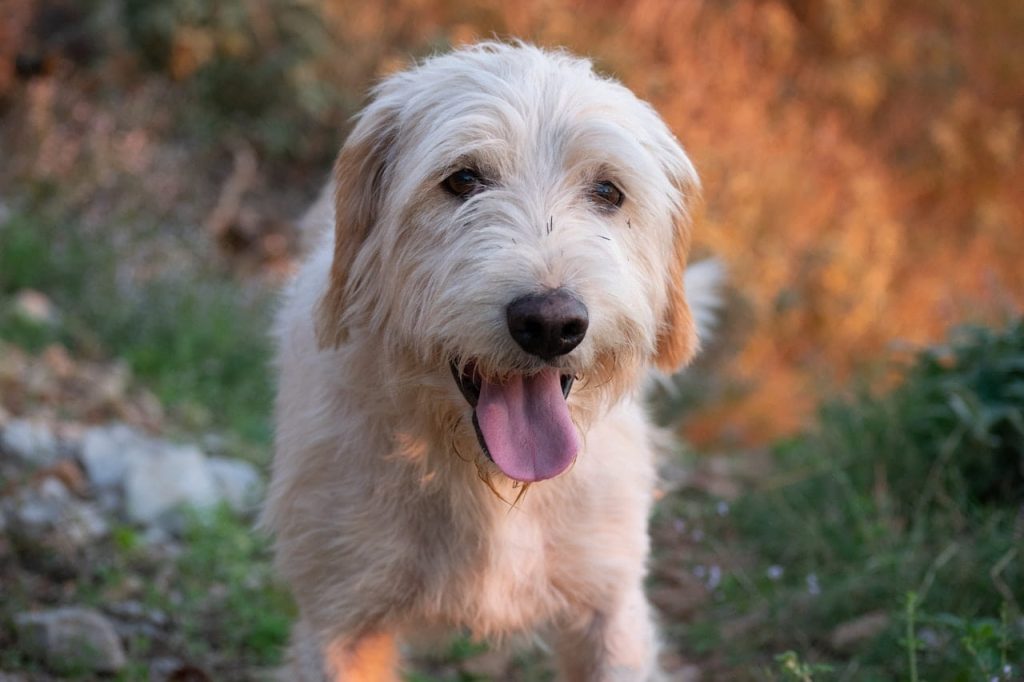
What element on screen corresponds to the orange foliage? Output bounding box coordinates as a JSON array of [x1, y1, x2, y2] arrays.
[[298, 0, 1022, 443], [5, 0, 1022, 445]]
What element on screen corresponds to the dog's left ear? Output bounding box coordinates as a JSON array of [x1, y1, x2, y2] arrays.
[[653, 139, 701, 373], [315, 101, 398, 349]]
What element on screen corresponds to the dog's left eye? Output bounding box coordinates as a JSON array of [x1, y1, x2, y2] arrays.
[[589, 180, 624, 210], [443, 169, 486, 199]]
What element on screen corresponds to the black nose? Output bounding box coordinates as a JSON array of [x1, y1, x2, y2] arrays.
[[507, 289, 589, 359]]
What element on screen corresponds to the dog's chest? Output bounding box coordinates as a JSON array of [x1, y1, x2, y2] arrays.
[[432, 502, 564, 636]]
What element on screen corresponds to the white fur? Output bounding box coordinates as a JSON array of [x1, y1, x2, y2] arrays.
[[263, 42, 712, 681]]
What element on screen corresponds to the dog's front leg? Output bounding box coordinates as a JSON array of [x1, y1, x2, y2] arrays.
[[322, 631, 401, 682], [553, 588, 664, 682], [283, 621, 400, 682]]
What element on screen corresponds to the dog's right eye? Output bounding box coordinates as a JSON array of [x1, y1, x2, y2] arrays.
[[443, 169, 486, 199]]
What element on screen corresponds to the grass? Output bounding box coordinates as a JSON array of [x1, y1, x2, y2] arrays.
[[673, 320, 1024, 680], [0, 201, 275, 446], [0, 198, 287, 676], [168, 506, 294, 663], [2, 190, 1020, 679], [83, 508, 292, 679], [0, 507, 292, 680]]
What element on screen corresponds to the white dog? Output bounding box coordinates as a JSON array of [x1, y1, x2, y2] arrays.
[[263, 42, 716, 681]]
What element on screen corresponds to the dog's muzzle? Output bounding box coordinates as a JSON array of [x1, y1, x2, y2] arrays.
[[450, 290, 587, 483]]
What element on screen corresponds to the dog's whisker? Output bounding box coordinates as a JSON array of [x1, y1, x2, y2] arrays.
[[450, 419, 475, 464], [477, 467, 516, 506], [510, 482, 531, 509]]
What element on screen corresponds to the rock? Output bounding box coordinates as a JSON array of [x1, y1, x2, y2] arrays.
[[105, 600, 169, 628], [0, 673, 29, 682], [6, 478, 109, 577], [11, 477, 107, 544], [38, 458, 91, 497], [1, 418, 59, 466], [659, 652, 702, 682], [124, 442, 219, 525], [11, 477, 70, 527], [150, 661, 212, 682], [14, 607, 127, 673], [200, 432, 229, 455], [106, 600, 169, 642], [678, 665, 702, 682], [829, 611, 890, 653], [12, 289, 58, 326], [40, 344, 75, 378], [79, 423, 255, 526], [80, 423, 155, 490], [208, 456, 263, 513]]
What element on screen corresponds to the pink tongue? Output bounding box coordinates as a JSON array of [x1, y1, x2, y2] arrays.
[[475, 369, 580, 482]]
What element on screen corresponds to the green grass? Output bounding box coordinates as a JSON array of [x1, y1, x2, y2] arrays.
[[71, 508, 292, 679], [171, 506, 294, 662], [1, 507, 291, 679], [4, 194, 1020, 679], [678, 320, 1024, 680], [0, 204, 275, 446]]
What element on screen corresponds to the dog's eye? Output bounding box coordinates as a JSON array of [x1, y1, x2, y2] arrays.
[[589, 180, 624, 210], [443, 168, 486, 199]]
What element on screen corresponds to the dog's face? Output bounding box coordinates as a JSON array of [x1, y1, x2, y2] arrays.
[[317, 43, 699, 483]]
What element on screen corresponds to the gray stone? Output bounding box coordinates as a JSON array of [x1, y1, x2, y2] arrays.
[[80, 423, 154, 490], [6, 479, 109, 576], [124, 442, 219, 525], [200, 432, 229, 455], [14, 607, 126, 673], [21, 480, 106, 543], [1, 419, 59, 467], [12, 289, 59, 326], [105, 600, 169, 627], [208, 456, 264, 513], [106, 601, 169, 642], [148, 657, 186, 682], [11, 478, 69, 529]]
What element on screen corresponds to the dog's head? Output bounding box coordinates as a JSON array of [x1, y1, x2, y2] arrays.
[[316, 43, 699, 483]]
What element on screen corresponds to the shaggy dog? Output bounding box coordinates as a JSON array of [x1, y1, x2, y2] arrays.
[[263, 42, 716, 681]]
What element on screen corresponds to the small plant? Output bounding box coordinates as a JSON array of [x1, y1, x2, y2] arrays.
[[903, 592, 920, 682], [171, 505, 294, 661], [775, 651, 833, 682], [682, 319, 1024, 680]]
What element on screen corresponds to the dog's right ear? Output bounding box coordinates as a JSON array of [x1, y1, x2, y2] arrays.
[[652, 134, 702, 373], [315, 104, 398, 349]]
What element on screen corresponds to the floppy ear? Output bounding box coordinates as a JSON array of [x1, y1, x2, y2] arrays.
[[654, 151, 702, 372], [315, 105, 397, 349]]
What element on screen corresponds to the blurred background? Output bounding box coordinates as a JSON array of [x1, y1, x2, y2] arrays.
[[0, 1, 1021, 680]]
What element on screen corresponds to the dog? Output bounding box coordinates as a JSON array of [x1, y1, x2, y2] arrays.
[[262, 42, 718, 681]]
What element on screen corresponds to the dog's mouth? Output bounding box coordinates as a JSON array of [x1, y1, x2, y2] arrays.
[[450, 361, 580, 483]]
